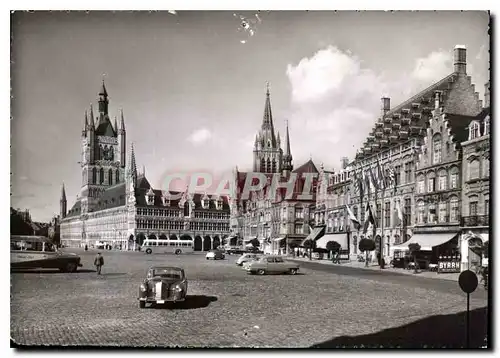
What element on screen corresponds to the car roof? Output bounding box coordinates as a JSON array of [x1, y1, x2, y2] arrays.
[[149, 266, 183, 271]]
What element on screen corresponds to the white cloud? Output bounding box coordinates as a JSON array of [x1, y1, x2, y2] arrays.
[[187, 128, 212, 146], [411, 50, 452, 83], [286, 46, 386, 169]]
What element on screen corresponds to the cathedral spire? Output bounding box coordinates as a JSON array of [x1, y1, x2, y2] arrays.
[[89, 104, 95, 129], [127, 143, 138, 187], [82, 110, 88, 136], [114, 116, 118, 134], [99, 77, 108, 97], [120, 108, 126, 131], [282, 120, 293, 174], [262, 82, 274, 129], [60, 183, 67, 218]]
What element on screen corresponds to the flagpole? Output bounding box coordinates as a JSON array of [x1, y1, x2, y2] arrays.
[[379, 153, 384, 268]]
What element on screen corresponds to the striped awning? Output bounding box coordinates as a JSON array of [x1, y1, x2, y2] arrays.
[[391, 232, 458, 251], [301, 226, 326, 246]]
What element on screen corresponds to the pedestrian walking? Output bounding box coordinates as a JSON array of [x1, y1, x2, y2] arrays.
[[332, 251, 340, 264], [94, 252, 104, 275]]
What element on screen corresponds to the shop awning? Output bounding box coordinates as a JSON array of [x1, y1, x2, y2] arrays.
[[391, 232, 458, 251], [274, 237, 285, 242], [481, 233, 489, 243], [301, 226, 326, 246], [316, 233, 348, 250], [243, 237, 257, 242]]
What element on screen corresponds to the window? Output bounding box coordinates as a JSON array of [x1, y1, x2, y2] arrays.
[[99, 168, 104, 184], [384, 202, 391, 227], [376, 203, 381, 228], [468, 159, 480, 180], [92, 168, 97, 184], [438, 202, 447, 223], [469, 121, 480, 140], [438, 170, 447, 191], [394, 165, 401, 186], [433, 134, 442, 164], [469, 200, 478, 216], [428, 204, 436, 224], [108, 169, 113, 185], [450, 197, 459, 222], [417, 175, 425, 194], [404, 198, 412, 225], [116, 169, 120, 183], [483, 155, 490, 178], [295, 208, 304, 219], [404, 163, 411, 184], [427, 173, 435, 193], [485, 199, 489, 215], [484, 117, 490, 136], [417, 201, 425, 224], [450, 167, 459, 189]]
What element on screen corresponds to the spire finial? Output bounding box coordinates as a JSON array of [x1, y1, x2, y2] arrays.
[[266, 81, 270, 95], [99, 75, 108, 96]]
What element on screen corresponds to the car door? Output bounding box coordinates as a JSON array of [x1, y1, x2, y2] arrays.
[[266, 257, 277, 273], [274, 256, 286, 273]]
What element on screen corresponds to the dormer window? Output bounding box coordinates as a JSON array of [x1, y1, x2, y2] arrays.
[[469, 121, 480, 140], [216, 197, 224, 210], [484, 116, 490, 136], [202, 193, 210, 209], [146, 188, 155, 206], [162, 192, 171, 207]]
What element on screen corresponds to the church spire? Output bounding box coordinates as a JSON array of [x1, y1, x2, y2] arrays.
[[89, 104, 95, 129], [282, 120, 293, 174], [262, 82, 274, 129], [82, 110, 88, 136], [120, 108, 126, 132], [60, 183, 67, 218], [127, 143, 138, 187], [114, 116, 118, 134]]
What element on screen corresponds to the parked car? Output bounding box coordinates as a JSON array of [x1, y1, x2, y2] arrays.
[[247, 247, 264, 254], [206, 249, 225, 260], [138, 266, 188, 308], [224, 246, 245, 255], [236, 253, 261, 266], [246, 255, 300, 275]]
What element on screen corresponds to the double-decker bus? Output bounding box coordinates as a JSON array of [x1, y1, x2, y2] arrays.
[[141, 238, 194, 255], [11, 235, 83, 272]]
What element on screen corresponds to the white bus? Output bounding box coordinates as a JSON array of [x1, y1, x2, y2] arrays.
[[142, 238, 194, 255]]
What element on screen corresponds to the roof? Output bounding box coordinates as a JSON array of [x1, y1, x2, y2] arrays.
[[66, 200, 82, 218], [444, 113, 477, 145], [292, 159, 319, 175], [95, 116, 117, 137], [149, 266, 184, 271]]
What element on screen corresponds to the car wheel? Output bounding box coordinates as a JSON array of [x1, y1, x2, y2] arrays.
[[289, 268, 298, 275], [206, 257, 209, 260], [222, 255, 225, 259], [145, 248, 152, 255], [257, 269, 266, 275], [139, 301, 146, 309], [175, 249, 182, 255]]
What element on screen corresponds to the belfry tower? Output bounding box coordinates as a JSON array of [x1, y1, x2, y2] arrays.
[[80, 80, 126, 213]]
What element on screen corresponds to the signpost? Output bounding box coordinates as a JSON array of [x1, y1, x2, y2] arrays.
[[458, 270, 479, 348]]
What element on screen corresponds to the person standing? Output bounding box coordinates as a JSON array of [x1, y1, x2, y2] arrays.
[[94, 252, 104, 275]]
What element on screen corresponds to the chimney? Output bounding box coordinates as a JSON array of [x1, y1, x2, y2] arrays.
[[381, 97, 390, 117], [341, 157, 349, 170], [484, 81, 490, 108], [454, 45, 467, 74]]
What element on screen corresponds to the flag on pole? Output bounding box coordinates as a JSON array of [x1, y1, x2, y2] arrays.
[[364, 170, 372, 198], [346, 205, 361, 231], [363, 202, 376, 235], [369, 166, 378, 192], [376, 155, 386, 190]]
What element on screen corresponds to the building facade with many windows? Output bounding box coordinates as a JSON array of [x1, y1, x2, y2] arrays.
[[60, 83, 230, 250]]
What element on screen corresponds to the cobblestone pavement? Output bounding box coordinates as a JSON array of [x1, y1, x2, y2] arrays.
[[11, 249, 488, 348]]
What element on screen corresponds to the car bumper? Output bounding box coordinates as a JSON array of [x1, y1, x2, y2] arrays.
[[138, 296, 186, 303]]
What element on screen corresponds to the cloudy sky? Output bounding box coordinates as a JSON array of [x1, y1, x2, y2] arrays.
[[11, 11, 489, 221]]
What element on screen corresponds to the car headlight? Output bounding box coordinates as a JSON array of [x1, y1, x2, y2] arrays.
[[140, 284, 147, 292], [174, 284, 183, 292]]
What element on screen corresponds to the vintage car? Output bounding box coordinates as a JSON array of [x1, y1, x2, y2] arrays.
[[236, 253, 261, 266], [246, 255, 300, 275], [206, 249, 225, 260], [138, 266, 188, 308]]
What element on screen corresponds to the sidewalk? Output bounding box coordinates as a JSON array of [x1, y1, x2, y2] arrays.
[[288, 256, 461, 282]]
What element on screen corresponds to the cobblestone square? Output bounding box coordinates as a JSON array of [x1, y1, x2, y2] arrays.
[[11, 249, 488, 348]]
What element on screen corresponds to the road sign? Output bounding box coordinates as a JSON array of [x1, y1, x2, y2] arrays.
[[459, 270, 478, 294]]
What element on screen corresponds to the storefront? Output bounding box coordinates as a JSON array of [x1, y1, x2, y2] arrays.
[[460, 231, 489, 272]]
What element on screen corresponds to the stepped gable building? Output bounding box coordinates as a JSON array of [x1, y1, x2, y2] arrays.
[[345, 45, 485, 262], [60, 82, 230, 251], [230, 85, 318, 254]]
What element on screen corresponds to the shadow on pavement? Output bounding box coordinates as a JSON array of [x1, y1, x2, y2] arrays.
[[11, 268, 95, 274], [311, 307, 489, 348], [152, 295, 218, 310]]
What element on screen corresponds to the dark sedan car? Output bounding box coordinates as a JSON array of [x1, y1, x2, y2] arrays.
[[138, 266, 188, 308]]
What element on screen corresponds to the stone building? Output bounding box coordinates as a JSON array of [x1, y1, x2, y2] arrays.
[[230, 86, 318, 254], [344, 45, 485, 262], [460, 104, 490, 271], [60, 82, 230, 250]]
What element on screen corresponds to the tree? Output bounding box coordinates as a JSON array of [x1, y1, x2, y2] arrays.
[[158, 233, 168, 240], [249, 238, 260, 248], [136, 233, 146, 246], [326, 241, 341, 260], [408, 243, 421, 273], [358, 238, 376, 267], [303, 239, 316, 260]]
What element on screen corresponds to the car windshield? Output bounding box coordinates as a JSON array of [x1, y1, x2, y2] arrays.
[[150, 268, 183, 280]]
